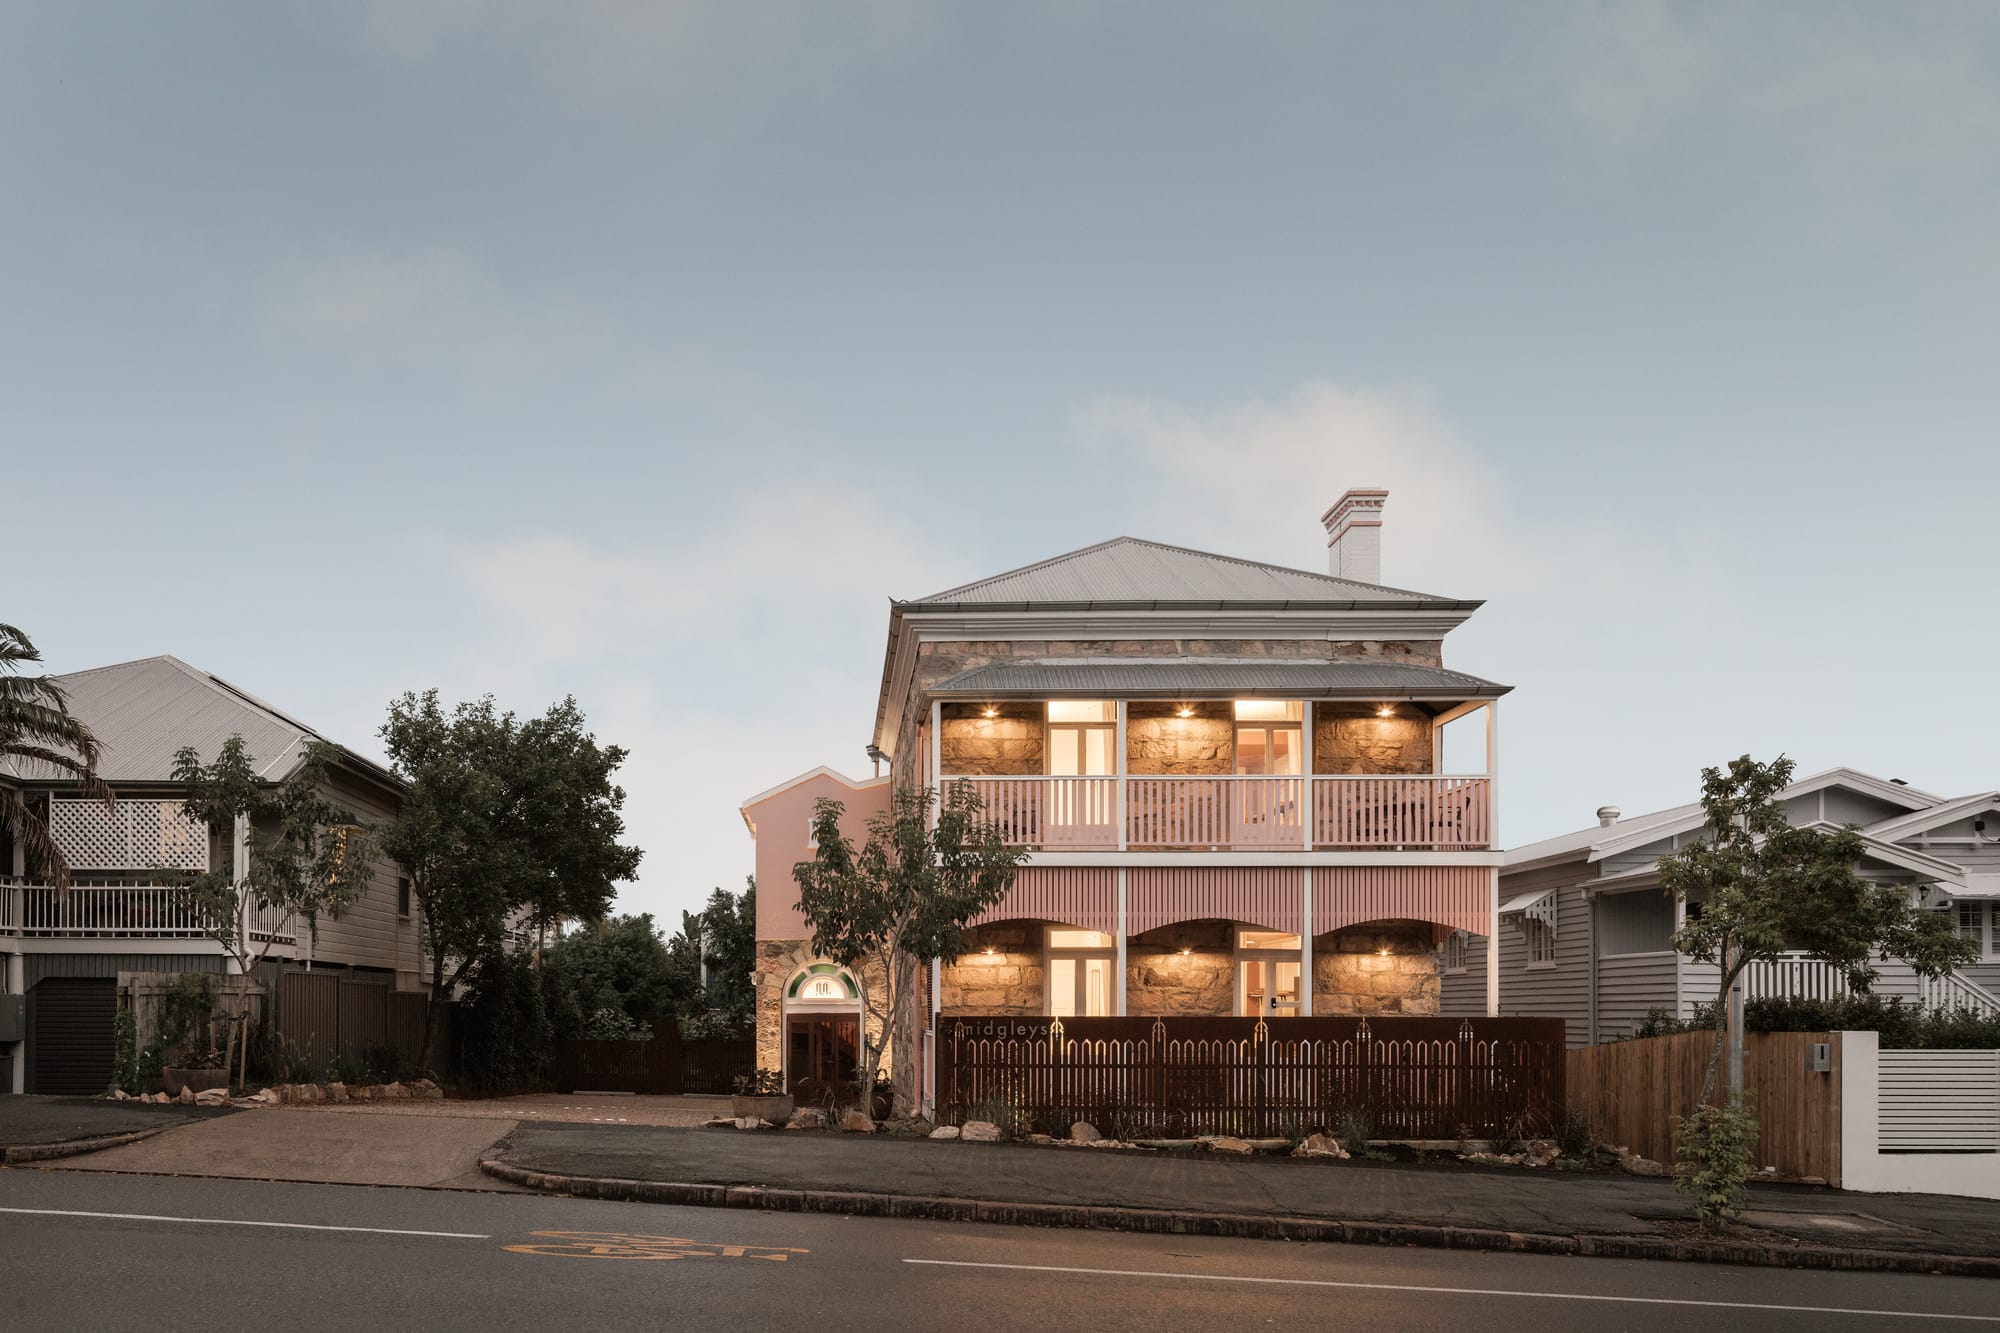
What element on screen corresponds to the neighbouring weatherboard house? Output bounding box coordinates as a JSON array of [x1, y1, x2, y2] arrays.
[[741, 490, 1509, 1103], [1439, 768, 2000, 1045], [0, 656, 421, 1094]]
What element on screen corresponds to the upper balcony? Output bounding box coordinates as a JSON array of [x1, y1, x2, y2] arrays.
[[923, 667, 1503, 852]]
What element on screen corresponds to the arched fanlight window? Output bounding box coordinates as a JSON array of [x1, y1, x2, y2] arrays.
[[786, 962, 860, 1002]]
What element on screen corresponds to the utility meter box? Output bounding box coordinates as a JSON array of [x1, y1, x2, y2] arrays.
[[1807, 1041, 1832, 1073], [0, 993, 23, 1044]]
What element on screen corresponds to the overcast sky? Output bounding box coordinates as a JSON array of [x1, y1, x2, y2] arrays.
[[6, 2, 1996, 925]]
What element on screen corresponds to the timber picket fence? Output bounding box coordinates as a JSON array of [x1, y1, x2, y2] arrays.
[[936, 1015, 1565, 1140]]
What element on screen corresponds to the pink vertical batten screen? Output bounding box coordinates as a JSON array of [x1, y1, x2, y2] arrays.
[[1312, 865, 1492, 936], [1126, 866, 1305, 935], [971, 865, 1118, 934]]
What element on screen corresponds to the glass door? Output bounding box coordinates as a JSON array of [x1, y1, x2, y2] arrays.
[[1046, 701, 1116, 845], [1049, 928, 1116, 1017], [1238, 959, 1301, 1017], [786, 1015, 859, 1093]]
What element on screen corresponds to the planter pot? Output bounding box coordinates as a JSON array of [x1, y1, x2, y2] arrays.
[[730, 1093, 794, 1122], [162, 1068, 230, 1097]]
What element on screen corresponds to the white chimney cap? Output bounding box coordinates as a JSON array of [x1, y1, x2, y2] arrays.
[[1596, 805, 1621, 827], [1321, 488, 1389, 585]]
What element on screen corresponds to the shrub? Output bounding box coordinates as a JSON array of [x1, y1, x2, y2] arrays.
[[1331, 1105, 1374, 1156], [582, 1006, 651, 1041], [113, 1009, 140, 1095], [1674, 1098, 1758, 1228], [1621, 995, 2000, 1049], [733, 1068, 785, 1096]]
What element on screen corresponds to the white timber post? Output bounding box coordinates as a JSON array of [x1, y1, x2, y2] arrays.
[[1300, 867, 1314, 1017], [1486, 866, 1501, 1017], [1484, 700, 1501, 1017], [1301, 700, 1314, 850], [927, 955, 941, 1118], [231, 812, 251, 967], [1115, 700, 1128, 851], [1115, 867, 1128, 1016], [928, 700, 942, 828], [7, 949, 24, 1093]]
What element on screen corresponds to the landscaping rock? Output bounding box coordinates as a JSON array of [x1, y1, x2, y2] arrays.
[[1068, 1121, 1102, 1143], [840, 1110, 876, 1133], [928, 1125, 961, 1140], [1291, 1132, 1349, 1160], [734, 1116, 772, 1130], [702, 1117, 737, 1128], [111, 1089, 129, 1101], [784, 1109, 825, 1131], [1623, 1154, 1669, 1178], [194, 1087, 229, 1106], [379, 1082, 407, 1100], [177, 1086, 195, 1105], [960, 1120, 1001, 1142], [1522, 1138, 1562, 1168], [1201, 1135, 1254, 1155], [326, 1082, 348, 1104], [1027, 1133, 1055, 1145]]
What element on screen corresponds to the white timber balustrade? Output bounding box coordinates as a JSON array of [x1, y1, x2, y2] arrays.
[[936, 774, 1492, 851], [14, 882, 207, 938]]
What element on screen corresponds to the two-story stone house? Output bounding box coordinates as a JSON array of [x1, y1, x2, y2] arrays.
[[742, 491, 1510, 1102]]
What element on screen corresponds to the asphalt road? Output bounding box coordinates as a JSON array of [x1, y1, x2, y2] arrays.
[[1, 1169, 1993, 1331]]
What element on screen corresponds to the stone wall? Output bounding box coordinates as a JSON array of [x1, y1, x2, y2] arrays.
[[1313, 704, 1433, 775], [1125, 702, 1233, 775], [1125, 921, 1233, 1015], [939, 923, 1045, 1014], [1312, 920, 1441, 1016], [753, 939, 918, 1082], [938, 702, 1044, 776]]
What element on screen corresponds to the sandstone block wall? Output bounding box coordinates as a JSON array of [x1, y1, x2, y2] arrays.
[[940, 923, 1045, 1014], [1312, 921, 1442, 1016], [1125, 702, 1233, 775], [1125, 921, 1234, 1015], [754, 939, 918, 1083], [938, 702, 1045, 776], [1313, 704, 1433, 775]]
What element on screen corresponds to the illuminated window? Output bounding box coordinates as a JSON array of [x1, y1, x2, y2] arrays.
[[1048, 701, 1116, 776], [1047, 925, 1116, 1017], [1233, 701, 1303, 776]]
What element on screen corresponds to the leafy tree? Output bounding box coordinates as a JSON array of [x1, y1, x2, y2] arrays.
[[164, 736, 371, 1088], [677, 878, 756, 1025], [1658, 755, 1973, 1226], [544, 913, 694, 1034], [0, 623, 112, 888], [795, 784, 1025, 1118], [376, 690, 642, 1070]]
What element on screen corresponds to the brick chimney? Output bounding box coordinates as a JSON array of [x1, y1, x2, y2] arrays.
[[1321, 488, 1388, 585]]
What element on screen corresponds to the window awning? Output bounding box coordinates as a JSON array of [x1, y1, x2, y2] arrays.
[[1500, 888, 1558, 933]]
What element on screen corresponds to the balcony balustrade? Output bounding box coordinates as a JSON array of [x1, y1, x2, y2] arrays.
[[0, 878, 296, 944], [944, 774, 1492, 852]]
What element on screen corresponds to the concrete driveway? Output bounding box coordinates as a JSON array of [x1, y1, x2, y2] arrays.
[[41, 1107, 518, 1190]]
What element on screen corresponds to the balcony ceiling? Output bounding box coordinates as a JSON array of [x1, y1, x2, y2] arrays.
[[928, 660, 1511, 702]]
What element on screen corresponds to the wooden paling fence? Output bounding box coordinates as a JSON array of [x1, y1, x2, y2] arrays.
[[1566, 1031, 1843, 1183], [276, 971, 441, 1076], [938, 1015, 1565, 1140], [552, 1023, 756, 1096]]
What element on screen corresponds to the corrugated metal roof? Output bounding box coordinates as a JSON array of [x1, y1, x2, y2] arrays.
[[927, 660, 1511, 698], [4, 656, 323, 784], [909, 537, 1469, 608]]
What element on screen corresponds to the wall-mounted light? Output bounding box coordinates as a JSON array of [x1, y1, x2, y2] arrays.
[[1377, 947, 1391, 957], [1377, 703, 1394, 718], [983, 945, 996, 957], [983, 705, 998, 719], [1176, 704, 1193, 719]]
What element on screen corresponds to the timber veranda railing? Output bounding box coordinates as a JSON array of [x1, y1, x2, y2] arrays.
[[937, 1015, 1565, 1141]]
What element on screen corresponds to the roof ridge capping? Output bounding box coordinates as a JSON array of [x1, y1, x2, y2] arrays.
[[905, 535, 1471, 607]]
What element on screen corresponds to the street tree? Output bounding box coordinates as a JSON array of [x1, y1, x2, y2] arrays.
[[377, 690, 642, 1070], [164, 736, 370, 1088], [795, 784, 1024, 1118], [0, 623, 111, 888], [1659, 754, 1972, 1222]]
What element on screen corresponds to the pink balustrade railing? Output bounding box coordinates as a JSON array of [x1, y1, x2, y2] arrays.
[[941, 775, 1491, 851]]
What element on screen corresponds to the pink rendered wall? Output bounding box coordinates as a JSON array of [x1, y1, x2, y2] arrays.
[[747, 771, 892, 940]]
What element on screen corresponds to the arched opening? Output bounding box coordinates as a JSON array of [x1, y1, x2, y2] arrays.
[[781, 962, 862, 1095]]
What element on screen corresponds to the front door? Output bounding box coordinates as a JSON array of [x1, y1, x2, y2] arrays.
[[785, 1014, 859, 1093], [1238, 959, 1301, 1017]]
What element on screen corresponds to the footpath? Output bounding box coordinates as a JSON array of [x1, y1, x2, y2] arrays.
[[483, 1122, 2000, 1277]]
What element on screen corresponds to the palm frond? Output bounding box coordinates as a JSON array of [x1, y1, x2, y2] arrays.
[[0, 788, 70, 890]]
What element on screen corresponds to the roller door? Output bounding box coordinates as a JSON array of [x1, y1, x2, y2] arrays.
[[27, 977, 116, 1095]]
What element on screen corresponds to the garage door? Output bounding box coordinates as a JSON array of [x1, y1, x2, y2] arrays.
[[28, 978, 117, 1095]]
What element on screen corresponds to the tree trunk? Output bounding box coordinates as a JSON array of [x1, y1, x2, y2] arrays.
[[1697, 942, 1740, 1112]]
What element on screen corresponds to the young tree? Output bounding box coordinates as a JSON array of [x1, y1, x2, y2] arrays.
[[0, 623, 112, 888], [164, 737, 370, 1088], [544, 913, 695, 1036], [377, 690, 642, 1070], [795, 784, 1025, 1118], [682, 877, 757, 1024], [1659, 755, 1973, 1223]]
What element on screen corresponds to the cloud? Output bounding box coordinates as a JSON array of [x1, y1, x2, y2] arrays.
[[439, 478, 972, 920], [336, 0, 943, 118]]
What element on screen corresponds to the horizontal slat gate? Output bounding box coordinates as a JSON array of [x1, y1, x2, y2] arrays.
[[1878, 1050, 2000, 1153]]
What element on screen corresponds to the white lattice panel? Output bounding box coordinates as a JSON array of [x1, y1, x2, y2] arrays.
[[48, 799, 209, 871]]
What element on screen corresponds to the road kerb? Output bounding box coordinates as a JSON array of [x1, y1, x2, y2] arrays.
[[3, 1126, 172, 1165], [476, 1153, 2000, 1279]]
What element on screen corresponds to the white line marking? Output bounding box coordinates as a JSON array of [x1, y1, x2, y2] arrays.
[[902, 1259, 1998, 1323], [0, 1207, 488, 1239]]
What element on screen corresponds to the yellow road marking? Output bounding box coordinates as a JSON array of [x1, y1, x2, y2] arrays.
[[504, 1230, 809, 1261]]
